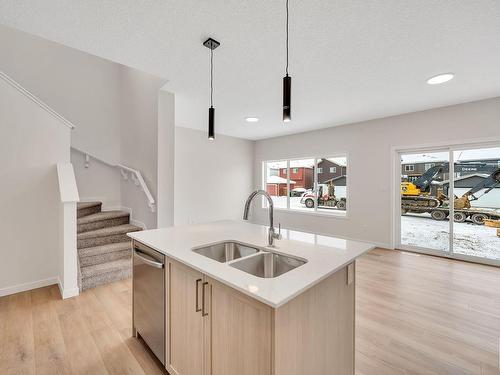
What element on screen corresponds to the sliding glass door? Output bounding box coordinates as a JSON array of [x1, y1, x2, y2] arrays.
[[398, 145, 500, 265], [400, 150, 450, 254], [452, 147, 500, 261]]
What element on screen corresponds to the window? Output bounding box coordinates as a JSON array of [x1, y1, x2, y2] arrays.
[[424, 163, 435, 171], [264, 160, 288, 209], [263, 155, 347, 216], [405, 165, 415, 172]]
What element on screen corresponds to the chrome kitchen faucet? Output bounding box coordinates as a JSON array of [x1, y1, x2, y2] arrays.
[[243, 190, 282, 247]]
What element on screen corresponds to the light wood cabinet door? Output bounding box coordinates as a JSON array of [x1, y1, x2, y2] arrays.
[[166, 259, 205, 375], [205, 278, 273, 375]]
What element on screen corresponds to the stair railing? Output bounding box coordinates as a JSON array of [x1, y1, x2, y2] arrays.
[[72, 147, 156, 213], [0, 71, 76, 130], [1, 70, 155, 213]]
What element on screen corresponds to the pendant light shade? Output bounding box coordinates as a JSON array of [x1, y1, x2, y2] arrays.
[[283, 75, 291, 122], [208, 106, 215, 140], [204, 38, 220, 140], [282, 0, 291, 123]]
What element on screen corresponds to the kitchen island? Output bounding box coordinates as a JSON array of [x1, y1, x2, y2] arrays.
[[129, 220, 374, 375]]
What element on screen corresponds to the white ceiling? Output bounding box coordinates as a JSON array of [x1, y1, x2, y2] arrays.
[[1, 0, 500, 140]]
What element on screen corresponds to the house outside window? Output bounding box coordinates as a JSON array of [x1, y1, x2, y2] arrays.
[[263, 156, 348, 216]]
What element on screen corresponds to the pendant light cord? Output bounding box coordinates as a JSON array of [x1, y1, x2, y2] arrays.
[[210, 48, 214, 107], [285, 0, 289, 76]]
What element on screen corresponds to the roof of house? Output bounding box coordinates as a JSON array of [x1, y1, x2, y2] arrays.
[[401, 148, 500, 164], [267, 175, 296, 184], [322, 175, 347, 184], [436, 173, 489, 185], [319, 157, 347, 167]]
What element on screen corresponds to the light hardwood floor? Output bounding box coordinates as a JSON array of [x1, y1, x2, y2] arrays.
[[1, 248, 499, 375]]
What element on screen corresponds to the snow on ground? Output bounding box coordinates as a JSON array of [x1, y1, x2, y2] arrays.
[[401, 213, 500, 260]]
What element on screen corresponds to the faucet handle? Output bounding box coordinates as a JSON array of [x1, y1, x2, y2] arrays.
[[276, 223, 282, 240]]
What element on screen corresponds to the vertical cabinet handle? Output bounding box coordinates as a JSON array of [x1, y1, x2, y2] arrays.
[[202, 281, 209, 317], [195, 278, 202, 312]]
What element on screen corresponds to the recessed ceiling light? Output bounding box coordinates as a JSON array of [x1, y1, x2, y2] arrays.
[[245, 117, 259, 123], [427, 73, 454, 85]]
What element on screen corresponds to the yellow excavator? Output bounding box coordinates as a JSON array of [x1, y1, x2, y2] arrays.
[[401, 163, 500, 211]]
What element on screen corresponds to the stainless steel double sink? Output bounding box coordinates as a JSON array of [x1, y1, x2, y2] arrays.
[[192, 241, 306, 278]]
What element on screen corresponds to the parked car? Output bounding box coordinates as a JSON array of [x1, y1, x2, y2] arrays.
[[290, 187, 307, 197], [300, 184, 346, 210]]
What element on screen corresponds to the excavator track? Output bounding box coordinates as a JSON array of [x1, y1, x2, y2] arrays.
[[402, 196, 441, 211]]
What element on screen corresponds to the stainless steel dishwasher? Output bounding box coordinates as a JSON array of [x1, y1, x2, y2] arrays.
[[132, 241, 165, 365]]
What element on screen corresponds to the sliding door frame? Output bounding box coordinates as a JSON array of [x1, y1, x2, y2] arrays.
[[393, 138, 500, 267]]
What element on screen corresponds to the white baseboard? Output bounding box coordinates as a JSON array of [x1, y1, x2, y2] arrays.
[[57, 280, 79, 299], [0, 277, 59, 298], [130, 218, 147, 230], [120, 206, 148, 229]]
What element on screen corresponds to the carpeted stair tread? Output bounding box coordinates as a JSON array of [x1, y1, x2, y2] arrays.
[[81, 266, 132, 290], [79, 242, 132, 258], [77, 210, 130, 233], [78, 210, 129, 225], [81, 258, 132, 278], [77, 201, 102, 218], [80, 258, 132, 290], [77, 201, 102, 210], [77, 224, 141, 240], [76, 199, 141, 291]]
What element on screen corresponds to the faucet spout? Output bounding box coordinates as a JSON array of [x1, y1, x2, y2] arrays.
[[243, 190, 281, 246]]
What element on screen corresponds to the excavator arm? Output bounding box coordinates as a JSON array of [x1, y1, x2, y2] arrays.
[[411, 162, 497, 193], [463, 168, 500, 201]]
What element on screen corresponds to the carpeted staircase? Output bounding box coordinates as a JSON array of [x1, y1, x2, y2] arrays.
[[77, 201, 142, 291]]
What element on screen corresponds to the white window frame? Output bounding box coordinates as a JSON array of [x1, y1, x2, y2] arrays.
[[262, 154, 349, 218], [330, 166, 337, 173], [404, 164, 415, 172], [317, 167, 323, 173], [393, 139, 500, 267]]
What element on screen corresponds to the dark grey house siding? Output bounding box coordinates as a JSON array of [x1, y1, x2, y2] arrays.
[[317, 159, 347, 183]]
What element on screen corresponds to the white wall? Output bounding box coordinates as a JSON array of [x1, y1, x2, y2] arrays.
[[70, 148, 122, 209], [158, 91, 176, 228], [1, 25, 170, 228], [120, 68, 167, 229], [0, 75, 70, 296], [253, 97, 500, 248], [174, 127, 254, 225], [0, 24, 122, 164]]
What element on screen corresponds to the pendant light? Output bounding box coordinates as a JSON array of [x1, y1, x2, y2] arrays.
[[203, 37, 220, 140], [282, 0, 291, 123]]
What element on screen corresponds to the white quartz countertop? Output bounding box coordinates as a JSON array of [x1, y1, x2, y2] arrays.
[[128, 220, 374, 308]]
